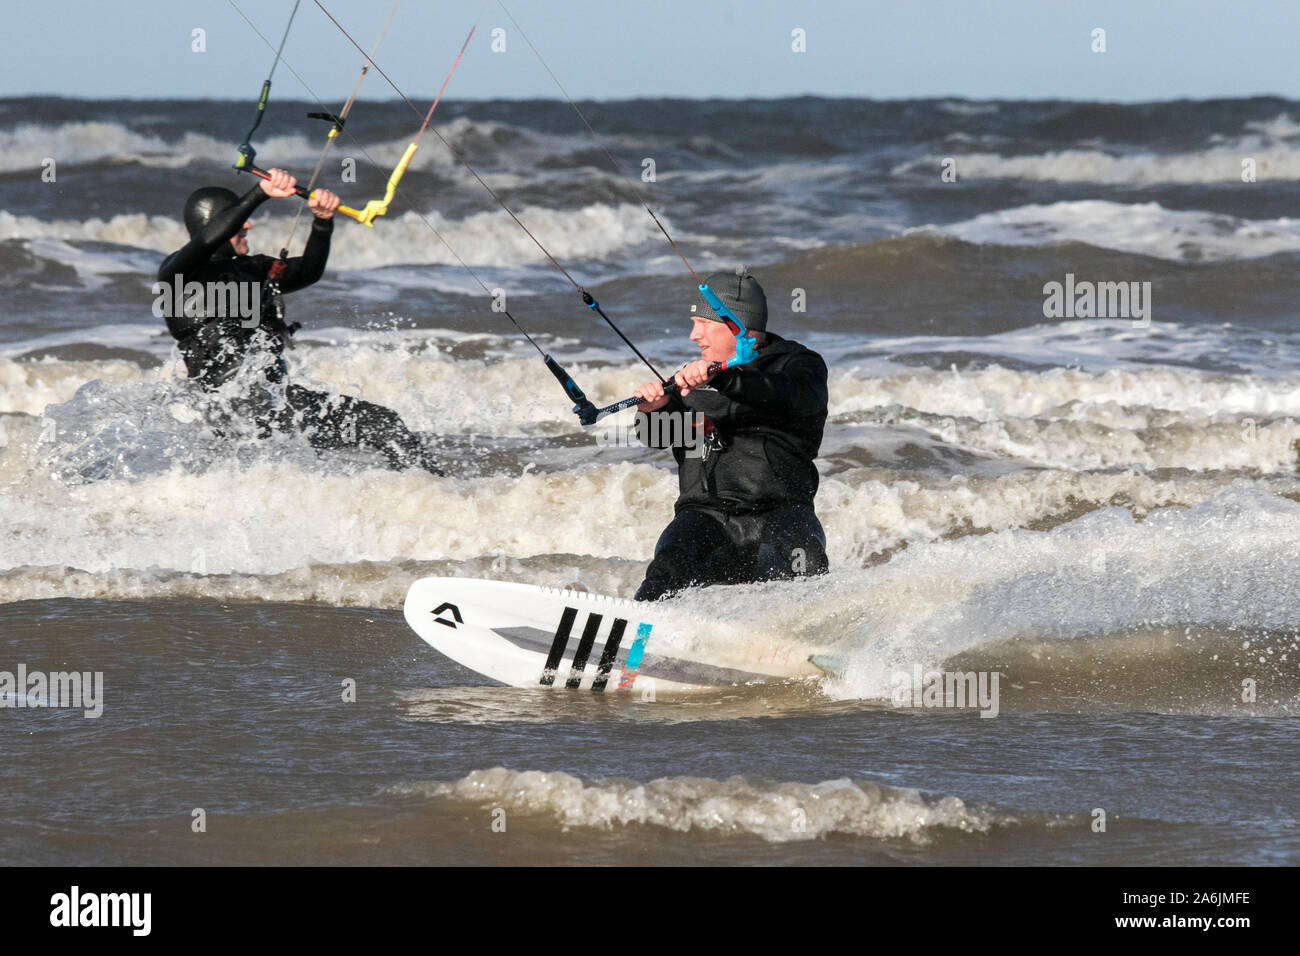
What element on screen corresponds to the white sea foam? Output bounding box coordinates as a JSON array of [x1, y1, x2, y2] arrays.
[[0, 210, 188, 254], [813, 486, 1300, 700], [0, 117, 527, 175], [924, 200, 1300, 262], [0, 122, 230, 172], [847, 318, 1300, 377], [2, 387, 1291, 597], [829, 362, 1300, 472], [895, 120, 1300, 184], [937, 100, 1000, 117], [1, 201, 666, 270], [401, 768, 1003, 843], [1, 325, 1297, 635], [9, 339, 1300, 465], [833, 359, 1300, 419]]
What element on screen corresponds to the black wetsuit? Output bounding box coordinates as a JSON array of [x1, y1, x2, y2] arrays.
[[634, 332, 829, 600], [157, 184, 440, 473]]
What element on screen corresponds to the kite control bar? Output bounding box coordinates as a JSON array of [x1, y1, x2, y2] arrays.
[[575, 283, 760, 425], [581, 362, 727, 424], [243, 164, 373, 226]]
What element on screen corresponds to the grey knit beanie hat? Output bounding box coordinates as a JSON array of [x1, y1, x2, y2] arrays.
[[690, 268, 767, 332]]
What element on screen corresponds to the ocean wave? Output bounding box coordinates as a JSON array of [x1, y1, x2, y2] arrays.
[[0, 116, 529, 175], [851, 403, 1300, 472], [394, 768, 1009, 843], [894, 140, 1300, 185], [1, 418, 1290, 603], [0, 122, 229, 173], [9, 327, 1300, 422], [817, 485, 1300, 713], [0, 554, 642, 610], [835, 360, 1300, 420], [0, 200, 668, 271], [923, 200, 1300, 262], [0, 450, 674, 576], [0, 347, 1297, 589]]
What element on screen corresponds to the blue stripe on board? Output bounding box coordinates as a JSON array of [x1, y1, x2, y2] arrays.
[[624, 622, 652, 670]]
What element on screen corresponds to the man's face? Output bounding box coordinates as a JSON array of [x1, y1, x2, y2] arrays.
[[230, 222, 251, 255], [689, 317, 737, 365]]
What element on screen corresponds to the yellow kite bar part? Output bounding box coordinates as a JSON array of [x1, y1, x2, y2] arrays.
[[344, 141, 419, 227], [306, 4, 478, 228], [246, 164, 368, 225]]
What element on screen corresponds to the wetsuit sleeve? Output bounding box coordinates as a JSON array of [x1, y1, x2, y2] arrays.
[[274, 215, 334, 293], [710, 352, 828, 417], [156, 185, 269, 281]]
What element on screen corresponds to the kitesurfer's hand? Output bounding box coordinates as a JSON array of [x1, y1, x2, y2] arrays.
[[634, 379, 670, 412], [309, 188, 340, 219], [259, 168, 298, 198], [673, 359, 713, 398]]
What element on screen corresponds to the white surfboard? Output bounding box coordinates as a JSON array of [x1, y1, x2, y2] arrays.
[[403, 577, 826, 692]]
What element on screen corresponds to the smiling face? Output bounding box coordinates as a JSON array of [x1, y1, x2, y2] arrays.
[[230, 221, 251, 255], [689, 317, 738, 364]]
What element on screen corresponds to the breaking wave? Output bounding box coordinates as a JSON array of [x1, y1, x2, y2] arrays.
[[394, 768, 1016, 843]]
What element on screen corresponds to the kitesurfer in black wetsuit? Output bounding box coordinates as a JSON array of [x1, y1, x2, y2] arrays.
[[156, 168, 441, 474], [631, 271, 829, 601]]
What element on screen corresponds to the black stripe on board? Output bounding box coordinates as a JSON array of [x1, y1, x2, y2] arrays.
[[591, 618, 627, 692], [565, 612, 603, 688], [540, 606, 578, 686]]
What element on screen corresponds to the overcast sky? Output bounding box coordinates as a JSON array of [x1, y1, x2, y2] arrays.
[[5, 0, 1299, 102]]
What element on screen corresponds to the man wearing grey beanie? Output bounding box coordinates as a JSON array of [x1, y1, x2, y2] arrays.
[[632, 270, 829, 601]]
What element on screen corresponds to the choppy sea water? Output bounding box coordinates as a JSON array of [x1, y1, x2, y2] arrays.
[[2, 95, 1298, 864]]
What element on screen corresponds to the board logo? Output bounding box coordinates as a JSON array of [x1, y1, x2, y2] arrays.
[[540, 607, 648, 691], [431, 602, 463, 628]]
